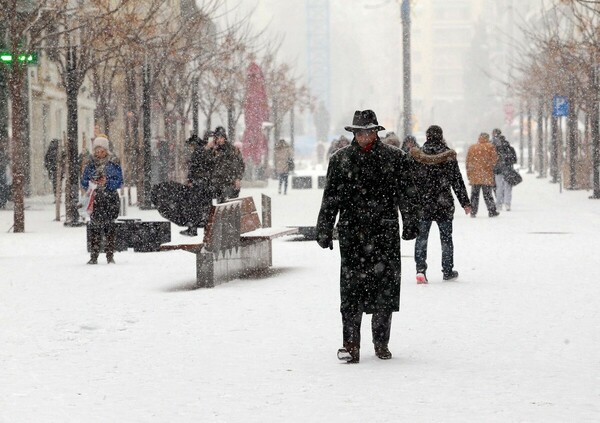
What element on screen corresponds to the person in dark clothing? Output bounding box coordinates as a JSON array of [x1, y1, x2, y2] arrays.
[[81, 136, 123, 264], [382, 131, 401, 148], [493, 135, 518, 211], [180, 132, 214, 236], [0, 143, 10, 208], [210, 126, 245, 203], [412, 125, 472, 283], [44, 139, 65, 197], [274, 139, 293, 195], [491, 128, 502, 147], [316, 110, 422, 364], [401, 134, 418, 153]]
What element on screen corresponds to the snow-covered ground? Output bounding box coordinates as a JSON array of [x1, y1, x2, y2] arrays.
[[1, 167, 599, 422]]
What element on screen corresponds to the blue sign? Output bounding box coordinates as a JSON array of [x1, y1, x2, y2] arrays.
[[553, 96, 569, 117]]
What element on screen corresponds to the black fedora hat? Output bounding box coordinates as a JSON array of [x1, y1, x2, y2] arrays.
[[344, 110, 386, 133]]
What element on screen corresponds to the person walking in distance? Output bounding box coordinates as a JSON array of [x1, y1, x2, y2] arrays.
[[316, 110, 422, 364], [491, 128, 502, 147], [493, 134, 518, 211], [82, 136, 123, 264], [274, 139, 293, 195], [412, 125, 472, 283], [466, 132, 499, 218], [44, 139, 65, 198]]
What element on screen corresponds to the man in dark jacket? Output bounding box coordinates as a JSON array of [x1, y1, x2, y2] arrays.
[[493, 135, 518, 211], [316, 110, 422, 364], [210, 126, 245, 203], [412, 125, 472, 283], [44, 138, 65, 197], [180, 132, 214, 236]]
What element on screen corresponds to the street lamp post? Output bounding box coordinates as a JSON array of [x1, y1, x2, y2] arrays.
[[140, 55, 153, 209], [364, 0, 411, 137], [401, 0, 412, 138]]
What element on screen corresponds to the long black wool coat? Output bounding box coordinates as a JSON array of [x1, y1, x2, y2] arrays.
[[316, 138, 422, 314]]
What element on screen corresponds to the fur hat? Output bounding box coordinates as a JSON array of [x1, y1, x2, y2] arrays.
[[344, 110, 385, 133], [93, 136, 110, 152]]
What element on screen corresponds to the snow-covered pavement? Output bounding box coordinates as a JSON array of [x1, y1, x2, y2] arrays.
[[1, 168, 599, 422]]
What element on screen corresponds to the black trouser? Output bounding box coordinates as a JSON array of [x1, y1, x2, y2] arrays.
[[342, 310, 393, 348], [415, 220, 454, 275], [48, 171, 57, 196], [470, 185, 497, 215], [89, 221, 116, 259]]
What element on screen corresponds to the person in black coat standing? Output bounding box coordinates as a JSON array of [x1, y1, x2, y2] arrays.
[[180, 132, 214, 236], [210, 126, 245, 203], [316, 110, 422, 364], [412, 125, 472, 283]]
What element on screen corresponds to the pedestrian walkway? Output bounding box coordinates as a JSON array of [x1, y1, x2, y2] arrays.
[[0, 170, 599, 421]]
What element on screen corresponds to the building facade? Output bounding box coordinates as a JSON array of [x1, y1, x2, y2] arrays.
[[28, 55, 95, 196], [410, 0, 542, 145]]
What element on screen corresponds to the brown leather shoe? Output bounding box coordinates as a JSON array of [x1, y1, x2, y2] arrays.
[[375, 345, 392, 360]]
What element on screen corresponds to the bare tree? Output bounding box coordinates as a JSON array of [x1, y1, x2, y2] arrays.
[[1, 0, 66, 232]]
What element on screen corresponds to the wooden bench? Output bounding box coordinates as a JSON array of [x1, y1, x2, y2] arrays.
[[160, 194, 297, 288]]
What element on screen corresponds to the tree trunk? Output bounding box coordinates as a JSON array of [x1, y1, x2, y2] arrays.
[[272, 98, 281, 146], [537, 97, 544, 177], [290, 106, 295, 156], [192, 78, 199, 136], [65, 63, 82, 226], [527, 104, 533, 174], [550, 109, 559, 183], [227, 105, 236, 143], [519, 101, 524, 169], [592, 67, 600, 198], [9, 64, 26, 232]]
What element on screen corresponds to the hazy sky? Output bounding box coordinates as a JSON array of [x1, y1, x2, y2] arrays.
[[216, 0, 405, 136]]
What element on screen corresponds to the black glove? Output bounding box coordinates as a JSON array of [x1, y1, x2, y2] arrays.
[[401, 225, 419, 241], [317, 235, 333, 250]]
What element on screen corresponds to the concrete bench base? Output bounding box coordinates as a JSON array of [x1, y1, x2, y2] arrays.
[[160, 195, 297, 288]]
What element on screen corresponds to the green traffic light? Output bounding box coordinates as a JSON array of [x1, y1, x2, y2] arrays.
[[0, 51, 38, 64]]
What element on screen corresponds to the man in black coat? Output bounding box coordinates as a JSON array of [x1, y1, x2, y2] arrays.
[[210, 126, 245, 203], [412, 125, 472, 283], [493, 134, 518, 211], [316, 110, 422, 363], [44, 138, 64, 197], [180, 132, 214, 236]]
